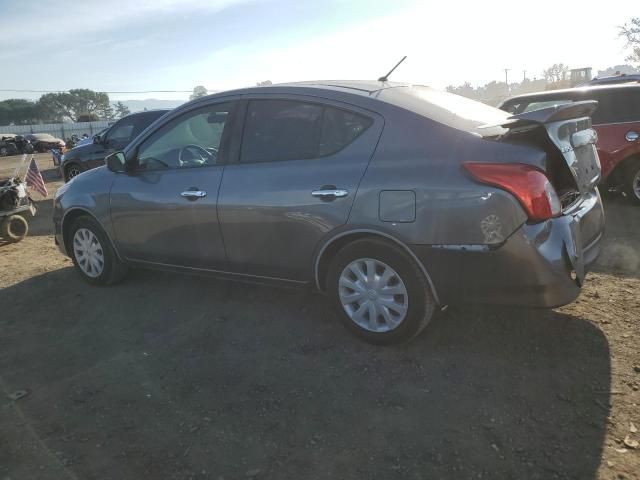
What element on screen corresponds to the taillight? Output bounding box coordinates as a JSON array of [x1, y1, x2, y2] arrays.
[[463, 163, 561, 222]]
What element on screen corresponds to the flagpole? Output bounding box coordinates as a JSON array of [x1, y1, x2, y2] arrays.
[[13, 153, 32, 180]]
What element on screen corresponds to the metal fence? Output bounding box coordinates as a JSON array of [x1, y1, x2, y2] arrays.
[[0, 121, 110, 140]]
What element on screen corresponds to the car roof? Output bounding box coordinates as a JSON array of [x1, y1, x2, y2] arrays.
[[194, 80, 412, 101], [174, 80, 510, 139], [125, 108, 171, 117], [502, 83, 640, 104]]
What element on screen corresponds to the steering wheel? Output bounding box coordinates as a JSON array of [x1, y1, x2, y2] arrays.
[[178, 144, 212, 166]]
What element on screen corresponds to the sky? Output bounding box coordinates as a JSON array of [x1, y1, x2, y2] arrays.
[[0, 0, 634, 102]]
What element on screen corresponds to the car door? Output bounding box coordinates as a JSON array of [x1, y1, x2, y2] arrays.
[[591, 90, 640, 179], [109, 101, 237, 270], [218, 96, 383, 281]]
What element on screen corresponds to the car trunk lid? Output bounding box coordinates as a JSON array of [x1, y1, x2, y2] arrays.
[[479, 101, 601, 210]]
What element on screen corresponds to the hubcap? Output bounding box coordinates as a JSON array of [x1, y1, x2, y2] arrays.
[[68, 167, 80, 179], [633, 169, 640, 200], [338, 258, 409, 333], [73, 228, 104, 278]]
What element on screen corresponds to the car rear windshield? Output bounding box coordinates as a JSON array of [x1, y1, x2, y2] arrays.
[[377, 85, 509, 136]]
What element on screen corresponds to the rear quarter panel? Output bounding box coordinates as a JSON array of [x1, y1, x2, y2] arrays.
[[348, 107, 530, 246]]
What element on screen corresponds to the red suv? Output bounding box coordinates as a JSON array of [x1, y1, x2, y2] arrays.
[[499, 83, 640, 204]]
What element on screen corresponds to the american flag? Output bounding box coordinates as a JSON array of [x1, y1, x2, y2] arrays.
[[25, 157, 48, 198]]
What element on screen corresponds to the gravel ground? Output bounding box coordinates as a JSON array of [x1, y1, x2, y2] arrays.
[[0, 154, 638, 480]]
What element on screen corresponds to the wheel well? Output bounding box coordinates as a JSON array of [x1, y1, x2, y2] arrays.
[[315, 232, 440, 306], [316, 233, 371, 291], [61, 209, 90, 254], [64, 161, 80, 172]]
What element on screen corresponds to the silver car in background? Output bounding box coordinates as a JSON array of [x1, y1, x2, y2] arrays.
[[53, 81, 604, 344]]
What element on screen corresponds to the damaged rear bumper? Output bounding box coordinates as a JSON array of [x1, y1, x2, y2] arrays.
[[410, 189, 604, 308]]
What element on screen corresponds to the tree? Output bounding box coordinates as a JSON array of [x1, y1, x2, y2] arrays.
[[113, 101, 130, 119], [543, 63, 569, 83], [256, 80, 272, 87], [37, 89, 110, 122], [0, 99, 40, 126], [97, 103, 115, 121], [190, 86, 208, 100], [446, 82, 477, 99], [620, 17, 640, 67]]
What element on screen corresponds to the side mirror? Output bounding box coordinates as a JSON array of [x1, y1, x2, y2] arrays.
[[105, 151, 126, 173], [93, 135, 102, 144]]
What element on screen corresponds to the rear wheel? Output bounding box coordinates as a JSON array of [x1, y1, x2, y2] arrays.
[[0, 215, 28, 243], [623, 160, 640, 205], [0, 147, 7, 157], [68, 216, 128, 285], [327, 238, 436, 345], [64, 163, 82, 182]]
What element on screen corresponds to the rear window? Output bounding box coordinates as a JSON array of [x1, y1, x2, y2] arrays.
[[377, 86, 510, 136]]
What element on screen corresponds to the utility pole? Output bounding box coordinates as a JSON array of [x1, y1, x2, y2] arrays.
[[523, 70, 527, 82], [504, 68, 510, 94]]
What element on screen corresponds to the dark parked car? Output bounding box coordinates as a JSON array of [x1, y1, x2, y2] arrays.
[[60, 110, 170, 181], [53, 81, 604, 344], [585, 73, 640, 86], [499, 83, 640, 203], [25, 133, 65, 152], [0, 135, 19, 156]]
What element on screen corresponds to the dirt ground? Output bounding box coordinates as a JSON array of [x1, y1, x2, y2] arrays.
[[0, 154, 639, 480]]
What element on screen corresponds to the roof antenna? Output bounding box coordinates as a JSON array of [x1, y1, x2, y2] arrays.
[[378, 56, 407, 82]]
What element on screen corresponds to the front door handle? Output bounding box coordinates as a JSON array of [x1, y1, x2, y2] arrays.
[[181, 190, 207, 200], [311, 188, 349, 200]]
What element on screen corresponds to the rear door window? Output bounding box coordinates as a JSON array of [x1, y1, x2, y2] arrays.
[[319, 108, 372, 156], [240, 100, 372, 163], [592, 91, 640, 124]]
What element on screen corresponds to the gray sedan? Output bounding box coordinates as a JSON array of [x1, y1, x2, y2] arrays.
[[53, 81, 604, 344]]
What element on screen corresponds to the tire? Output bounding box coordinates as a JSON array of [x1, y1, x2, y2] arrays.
[[64, 163, 82, 182], [68, 216, 128, 285], [623, 160, 640, 205], [0, 215, 28, 243], [0, 147, 7, 157], [327, 238, 436, 345]]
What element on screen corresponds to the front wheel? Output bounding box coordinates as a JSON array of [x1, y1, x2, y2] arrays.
[[327, 238, 436, 345], [623, 160, 640, 205], [68, 216, 128, 285], [64, 163, 82, 182]]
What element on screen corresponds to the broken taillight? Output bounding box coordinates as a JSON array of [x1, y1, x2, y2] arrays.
[[463, 163, 561, 222]]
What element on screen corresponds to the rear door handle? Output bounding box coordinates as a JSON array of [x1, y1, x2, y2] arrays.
[[181, 190, 207, 200], [311, 188, 349, 199]]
